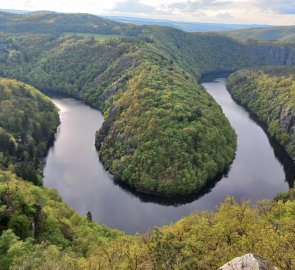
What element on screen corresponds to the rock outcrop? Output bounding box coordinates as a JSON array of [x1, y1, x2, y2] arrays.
[[219, 253, 279, 270], [227, 68, 295, 162]]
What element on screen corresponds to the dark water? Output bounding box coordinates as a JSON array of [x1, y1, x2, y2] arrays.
[[43, 78, 292, 234]]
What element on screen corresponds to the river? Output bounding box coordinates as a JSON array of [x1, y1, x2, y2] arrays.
[[43, 78, 293, 234]]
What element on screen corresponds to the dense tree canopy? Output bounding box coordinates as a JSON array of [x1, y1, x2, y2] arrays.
[[0, 78, 59, 184], [0, 12, 294, 269], [1, 26, 295, 195], [226, 25, 295, 42], [0, 11, 140, 36], [0, 171, 294, 269], [227, 67, 295, 161], [0, 11, 294, 195]]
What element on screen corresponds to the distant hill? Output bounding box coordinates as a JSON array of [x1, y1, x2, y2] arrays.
[[0, 8, 30, 14], [0, 10, 295, 197], [106, 16, 271, 32], [227, 25, 295, 42], [0, 9, 272, 33], [0, 11, 140, 36], [1, 11, 295, 196], [0, 11, 295, 269]]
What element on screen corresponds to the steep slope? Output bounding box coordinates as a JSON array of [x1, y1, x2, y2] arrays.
[[0, 78, 59, 184], [0, 13, 295, 195], [1, 179, 294, 270], [0, 33, 238, 196], [227, 67, 295, 162], [96, 44, 237, 195], [0, 82, 293, 269], [142, 26, 295, 79], [0, 14, 294, 269], [0, 170, 124, 269]]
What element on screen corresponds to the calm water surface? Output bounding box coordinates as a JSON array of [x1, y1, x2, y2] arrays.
[[43, 79, 293, 233]]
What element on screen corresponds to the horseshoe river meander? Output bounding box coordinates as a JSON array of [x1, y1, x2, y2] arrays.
[[43, 78, 295, 234]]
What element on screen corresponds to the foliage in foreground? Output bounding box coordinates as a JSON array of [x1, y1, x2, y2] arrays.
[[0, 170, 123, 270], [0, 170, 294, 269], [0, 12, 294, 270], [275, 188, 295, 202], [227, 67, 295, 161]]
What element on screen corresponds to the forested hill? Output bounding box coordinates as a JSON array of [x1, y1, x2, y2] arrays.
[[227, 25, 295, 42], [227, 67, 295, 161], [0, 11, 140, 35], [0, 73, 293, 270], [0, 10, 295, 196], [1, 171, 294, 269], [142, 26, 295, 79], [0, 11, 295, 269], [0, 78, 59, 185]]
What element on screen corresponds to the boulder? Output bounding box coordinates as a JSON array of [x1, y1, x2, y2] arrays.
[[218, 253, 279, 270]]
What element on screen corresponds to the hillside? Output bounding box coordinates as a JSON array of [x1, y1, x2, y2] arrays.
[[0, 78, 293, 270], [0, 78, 59, 185], [0, 76, 291, 270], [0, 11, 294, 270], [142, 26, 295, 79], [227, 25, 295, 42], [0, 32, 237, 196], [1, 170, 294, 269], [227, 67, 295, 161], [0, 11, 140, 36], [0, 11, 295, 195]]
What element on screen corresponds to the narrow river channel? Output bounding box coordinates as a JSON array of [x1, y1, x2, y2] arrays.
[[43, 78, 293, 234]]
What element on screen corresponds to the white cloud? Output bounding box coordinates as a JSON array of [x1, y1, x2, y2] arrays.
[[165, 0, 232, 12], [111, 0, 155, 13], [0, 0, 295, 25], [215, 12, 233, 20]]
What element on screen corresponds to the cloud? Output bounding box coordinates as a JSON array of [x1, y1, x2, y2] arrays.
[[257, 0, 295, 14], [215, 12, 233, 20], [165, 0, 232, 12], [111, 0, 155, 13], [2, 0, 295, 25]]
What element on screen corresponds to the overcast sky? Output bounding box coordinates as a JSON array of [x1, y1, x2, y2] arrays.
[[2, 0, 295, 25]]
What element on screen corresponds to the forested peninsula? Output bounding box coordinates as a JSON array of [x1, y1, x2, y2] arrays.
[[0, 12, 295, 195], [0, 85, 294, 268], [0, 11, 294, 269]]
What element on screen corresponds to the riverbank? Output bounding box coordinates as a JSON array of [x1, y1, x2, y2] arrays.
[[43, 79, 290, 233]]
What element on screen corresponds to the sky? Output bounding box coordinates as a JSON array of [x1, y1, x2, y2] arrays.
[[1, 0, 295, 25]]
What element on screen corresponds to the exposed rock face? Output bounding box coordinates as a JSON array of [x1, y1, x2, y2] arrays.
[[280, 106, 295, 135], [219, 253, 279, 270], [227, 68, 295, 162]]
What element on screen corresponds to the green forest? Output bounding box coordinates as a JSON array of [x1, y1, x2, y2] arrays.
[[227, 67, 295, 161], [0, 11, 295, 269], [0, 169, 294, 269], [227, 25, 295, 42], [0, 16, 295, 195], [0, 78, 59, 185]]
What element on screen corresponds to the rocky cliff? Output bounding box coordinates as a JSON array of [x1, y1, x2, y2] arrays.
[[219, 253, 279, 270], [228, 67, 295, 162]]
